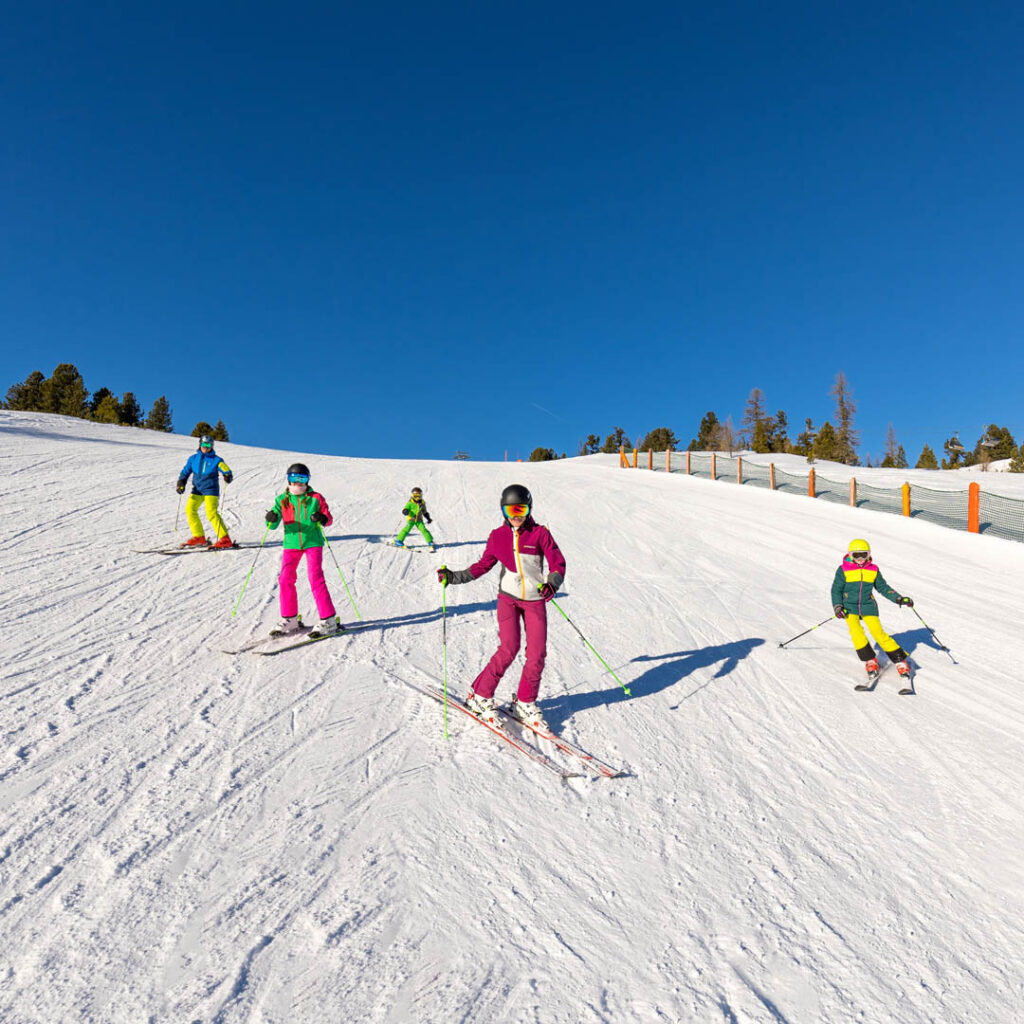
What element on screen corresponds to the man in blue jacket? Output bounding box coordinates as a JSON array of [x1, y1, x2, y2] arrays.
[[176, 435, 234, 547]]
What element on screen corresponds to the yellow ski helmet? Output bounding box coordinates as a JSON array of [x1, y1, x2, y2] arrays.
[[848, 538, 870, 554]]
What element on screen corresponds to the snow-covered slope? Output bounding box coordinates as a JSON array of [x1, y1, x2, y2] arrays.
[[2, 412, 1022, 1023]]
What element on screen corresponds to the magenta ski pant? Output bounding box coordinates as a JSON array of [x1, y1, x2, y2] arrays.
[[278, 547, 336, 620], [472, 594, 548, 703]]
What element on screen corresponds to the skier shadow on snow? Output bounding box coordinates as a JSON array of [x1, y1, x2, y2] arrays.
[[545, 638, 765, 727], [346, 600, 496, 632]]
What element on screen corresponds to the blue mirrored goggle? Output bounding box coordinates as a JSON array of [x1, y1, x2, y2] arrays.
[[288, 473, 310, 484]]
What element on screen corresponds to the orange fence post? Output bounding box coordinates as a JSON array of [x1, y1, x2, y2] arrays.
[[619, 446, 628, 468], [808, 468, 816, 498], [902, 482, 911, 517], [686, 451, 691, 474], [849, 478, 856, 506], [648, 449, 653, 470], [769, 463, 776, 490], [968, 482, 980, 533], [736, 457, 742, 484], [711, 453, 717, 480], [666, 449, 671, 472], [633, 448, 638, 468]]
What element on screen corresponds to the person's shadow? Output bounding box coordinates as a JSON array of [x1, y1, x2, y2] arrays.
[[544, 637, 765, 728]]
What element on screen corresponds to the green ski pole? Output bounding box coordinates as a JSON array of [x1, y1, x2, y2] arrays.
[[441, 566, 449, 738], [910, 606, 956, 663], [232, 525, 270, 616], [546, 590, 631, 696], [319, 525, 361, 620], [778, 616, 834, 648]]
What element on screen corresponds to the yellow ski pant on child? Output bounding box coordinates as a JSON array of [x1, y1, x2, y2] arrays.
[[844, 614, 901, 656], [186, 494, 227, 539]]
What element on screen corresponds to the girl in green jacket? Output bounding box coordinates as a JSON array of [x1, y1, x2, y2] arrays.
[[393, 487, 435, 551], [831, 537, 914, 683]]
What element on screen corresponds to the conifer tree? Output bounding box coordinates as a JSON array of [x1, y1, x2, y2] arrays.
[[601, 427, 631, 453], [93, 394, 121, 423], [687, 412, 719, 451], [118, 392, 142, 427], [4, 370, 47, 410], [915, 444, 939, 469], [639, 427, 679, 451], [89, 387, 113, 415], [795, 417, 816, 459], [831, 372, 859, 464], [191, 421, 215, 438], [1008, 444, 1024, 473], [973, 424, 1016, 462], [42, 363, 89, 417], [528, 447, 556, 462], [145, 396, 174, 432], [740, 388, 767, 447], [213, 420, 230, 442], [813, 421, 839, 461], [880, 424, 900, 468]]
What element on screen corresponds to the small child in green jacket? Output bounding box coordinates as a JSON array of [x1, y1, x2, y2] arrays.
[[831, 537, 914, 683], [393, 486, 435, 551]]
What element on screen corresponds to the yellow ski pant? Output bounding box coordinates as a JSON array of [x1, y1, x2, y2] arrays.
[[844, 613, 901, 655], [186, 494, 227, 539]]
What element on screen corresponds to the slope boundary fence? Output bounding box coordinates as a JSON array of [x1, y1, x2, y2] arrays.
[[618, 448, 1024, 543]]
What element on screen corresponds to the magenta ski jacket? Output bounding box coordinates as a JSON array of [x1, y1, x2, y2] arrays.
[[450, 517, 566, 602]]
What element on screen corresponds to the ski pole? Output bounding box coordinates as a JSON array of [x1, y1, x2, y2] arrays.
[[910, 606, 956, 663], [547, 592, 631, 696], [441, 566, 449, 739], [232, 525, 270, 616], [174, 492, 182, 533], [778, 616, 834, 648], [318, 525, 362, 620]]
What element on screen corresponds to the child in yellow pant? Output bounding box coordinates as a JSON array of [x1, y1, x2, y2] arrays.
[[831, 538, 914, 682], [176, 435, 234, 548]]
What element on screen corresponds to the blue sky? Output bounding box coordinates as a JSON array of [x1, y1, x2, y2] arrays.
[[3, 2, 1023, 463]]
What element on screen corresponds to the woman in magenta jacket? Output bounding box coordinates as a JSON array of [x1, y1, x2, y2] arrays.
[[437, 484, 565, 731]]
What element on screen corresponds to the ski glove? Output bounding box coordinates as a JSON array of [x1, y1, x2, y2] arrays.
[[898, 596, 914, 608], [437, 567, 453, 586], [311, 511, 328, 525], [265, 509, 280, 525], [833, 604, 846, 619], [175, 480, 186, 494], [223, 472, 232, 484], [538, 583, 557, 603], [424, 513, 432, 524]]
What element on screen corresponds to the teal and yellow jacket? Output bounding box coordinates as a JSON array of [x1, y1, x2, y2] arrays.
[[830, 559, 903, 617], [269, 490, 333, 550], [402, 498, 431, 524]]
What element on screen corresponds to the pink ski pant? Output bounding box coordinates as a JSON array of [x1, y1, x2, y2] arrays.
[[472, 594, 548, 703], [278, 546, 336, 620]]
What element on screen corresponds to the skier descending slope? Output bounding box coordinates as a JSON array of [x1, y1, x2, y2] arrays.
[[264, 463, 342, 639], [175, 435, 234, 548], [393, 486, 435, 550], [437, 484, 565, 731], [831, 538, 915, 686]]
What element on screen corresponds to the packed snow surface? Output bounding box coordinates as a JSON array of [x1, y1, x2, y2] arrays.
[[1, 412, 1022, 1023]]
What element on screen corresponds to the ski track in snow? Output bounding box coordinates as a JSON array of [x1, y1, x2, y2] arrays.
[[1, 411, 1023, 1023]]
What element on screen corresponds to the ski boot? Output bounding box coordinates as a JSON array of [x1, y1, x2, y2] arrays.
[[182, 535, 209, 547], [465, 690, 500, 726], [270, 615, 303, 637], [508, 698, 550, 732], [309, 616, 343, 639], [855, 658, 880, 691], [895, 661, 913, 694], [211, 535, 235, 549], [392, 539, 406, 548]]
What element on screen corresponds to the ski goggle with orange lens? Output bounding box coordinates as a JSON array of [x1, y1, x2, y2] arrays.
[[288, 473, 310, 484], [850, 551, 870, 561], [503, 503, 530, 518]]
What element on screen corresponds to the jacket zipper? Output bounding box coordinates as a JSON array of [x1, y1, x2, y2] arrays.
[[513, 527, 526, 599]]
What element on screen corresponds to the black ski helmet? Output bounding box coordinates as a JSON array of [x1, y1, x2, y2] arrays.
[[500, 484, 532, 517], [199, 434, 213, 448], [287, 462, 311, 478]]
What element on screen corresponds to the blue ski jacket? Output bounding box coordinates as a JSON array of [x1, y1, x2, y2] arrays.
[[178, 449, 232, 496]]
